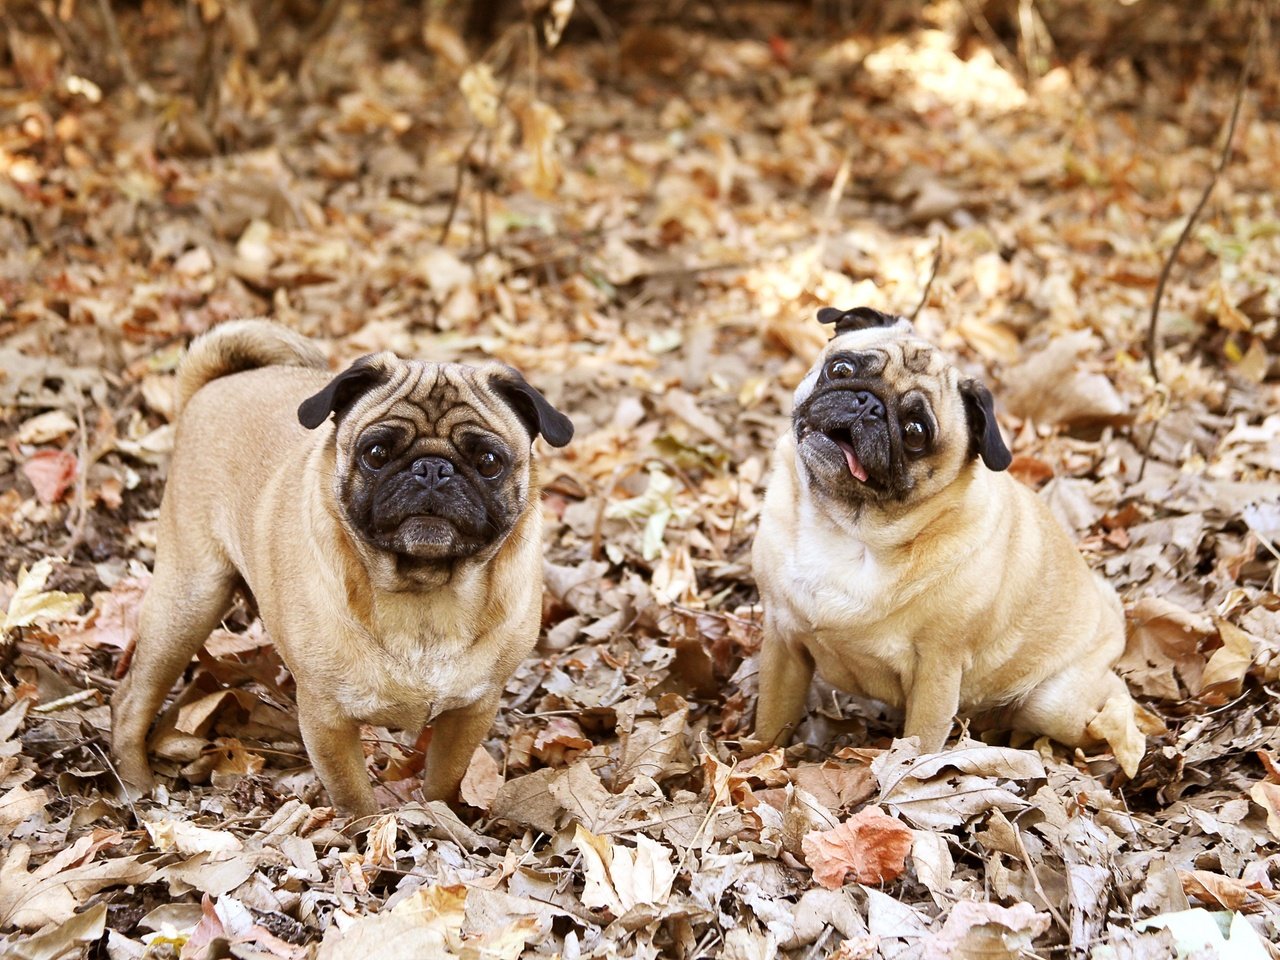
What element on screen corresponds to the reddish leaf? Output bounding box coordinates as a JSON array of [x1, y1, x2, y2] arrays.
[[802, 807, 914, 888], [21, 450, 77, 505]]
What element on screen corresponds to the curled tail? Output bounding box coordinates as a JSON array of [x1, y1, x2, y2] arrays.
[[175, 319, 328, 416]]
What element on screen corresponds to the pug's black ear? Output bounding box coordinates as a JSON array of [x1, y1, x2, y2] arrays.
[[298, 355, 388, 429], [490, 367, 574, 448], [960, 379, 1012, 472], [817, 306, 902, 337]]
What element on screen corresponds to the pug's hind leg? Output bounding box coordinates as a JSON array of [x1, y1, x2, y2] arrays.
[[755, 635, 815, 746], [1016, 668, 1144, 774], [422, 691, 502, 804], [297, 696, 377, 821], [111, 562, 236, 796]]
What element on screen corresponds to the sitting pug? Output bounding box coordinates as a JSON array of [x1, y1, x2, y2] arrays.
[[752, 307, 1143, 774], [112, 320, 573, 817]]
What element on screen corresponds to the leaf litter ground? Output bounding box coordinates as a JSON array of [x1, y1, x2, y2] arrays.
[[1, 3, 1279, 958]]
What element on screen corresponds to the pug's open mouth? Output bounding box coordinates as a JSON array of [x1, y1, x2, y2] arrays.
[[821, 428, 868, 482], [800, 427, 889, 494]]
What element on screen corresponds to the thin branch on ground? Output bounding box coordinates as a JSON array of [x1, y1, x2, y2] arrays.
[[910, 238, 944, 323], [93, 0, 141, 91], [439, 28, 523, 246], [1145, 26, 1255, 384], [958, 0, 1025, 82]]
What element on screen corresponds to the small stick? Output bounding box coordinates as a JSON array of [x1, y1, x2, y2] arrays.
[[1014, 824, 1070, 935], [438, 125, 485, 246], [62, 399, 91, 561], [15, 641, 120, 691], [1145, 29, 1255, 383], [910, 237, 944, 323], [93, 0, 140, 91]]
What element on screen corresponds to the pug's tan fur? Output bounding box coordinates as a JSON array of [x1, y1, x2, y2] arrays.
[[753, 310, 1143, 774], [112, 320, 572, 817]]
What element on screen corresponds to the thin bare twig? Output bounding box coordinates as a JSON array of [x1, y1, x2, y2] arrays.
[[438, 125, 486, 246], [1145, 29, 1255, 383], [14, 641, 120, 692], [62, 399, 92, 561], [1014, 824, 1070, 935], [909, 237, 944, 323], [93, 0, 140, 91], [957, 0, 1024, 81], [439, 35, 521, 247]]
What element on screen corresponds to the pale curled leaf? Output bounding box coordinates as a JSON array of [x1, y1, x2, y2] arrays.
[[4, 901, 107, 960], [615, 706, 694, 786], [316, 884, 469, 959], [573, 824, 675, 916], [458, 745, 503, 810], [1249, 781, 1280, 840], [910, 830, 954, 905], [1085, 693, 1146, 778], [0, 785, 47, 840], [922, 901, 1051, 960], [874, 740, 1041, 829], [144, 819, 243, 857], [1200, 619, 1256, 694], [1119, 596, 1214, 699], [459, 63, 500, 128], [3, 559, 84, 632], [1002, 330, 1129, 426]]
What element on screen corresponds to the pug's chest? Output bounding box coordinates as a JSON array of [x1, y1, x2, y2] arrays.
[[333, 634, 498, 729], [775, 538, 918, 700], [778, 536, 898, 631]]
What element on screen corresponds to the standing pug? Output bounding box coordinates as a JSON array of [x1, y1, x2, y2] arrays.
[[112, 320, 573, 817], [752, 307, 1144, 774]]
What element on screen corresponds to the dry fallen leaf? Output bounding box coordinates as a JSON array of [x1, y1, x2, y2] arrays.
[[1085, 693, 1145, 777], [1200, 619, 1256, 696], [574, 824, 675, 916], [459, 746, 504, 810], [1002, 330, 1129, 426], [1248, 781, 1280, 841], [21, 450, 78, 505], [802, 807, 914, 889], [1178, 870, 1277, 912], [0, 785, 47, 841], [144, 818, 244, 857], [922, 901, 1052, 960], [1119, 596, 1215, 699], [2, 560, 84, 633], [4, 901, 107, 960]]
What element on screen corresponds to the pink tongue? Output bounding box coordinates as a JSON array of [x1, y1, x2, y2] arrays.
[[834, 438, 868, 482]]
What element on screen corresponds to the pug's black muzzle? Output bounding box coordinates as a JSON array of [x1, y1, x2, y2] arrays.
[[367, 461, 499, 560], [795, 385, 900, 492]]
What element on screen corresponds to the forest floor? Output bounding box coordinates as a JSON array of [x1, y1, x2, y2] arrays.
[[2, 2, 1279, 957]]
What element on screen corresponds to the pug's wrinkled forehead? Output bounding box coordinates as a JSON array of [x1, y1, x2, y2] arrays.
[[796, 308, 948, 403], [298, 353, 574, 449], [347, 361, 511, 440]]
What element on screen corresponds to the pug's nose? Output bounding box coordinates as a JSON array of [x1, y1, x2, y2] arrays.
[[849, 390, 885, 421], [411, 456, 455, 489]]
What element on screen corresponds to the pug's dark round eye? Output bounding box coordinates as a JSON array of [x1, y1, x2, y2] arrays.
[[361, 443, 391, 470], [476, 450, 505, 479], [826, 357, 856, 380], [902, 419, 928, 453]]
